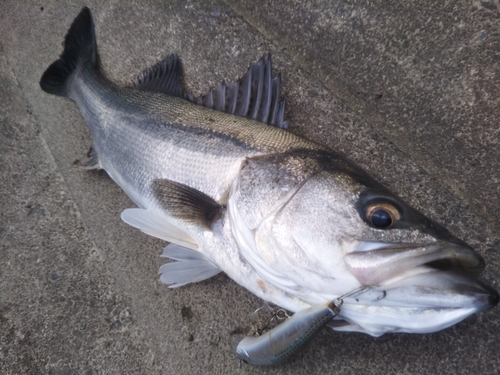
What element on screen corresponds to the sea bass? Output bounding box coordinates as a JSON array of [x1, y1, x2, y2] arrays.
[[40, 7, 498, 338]]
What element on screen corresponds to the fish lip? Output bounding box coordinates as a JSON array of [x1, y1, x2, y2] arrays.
[[346, 241, 499, 311], [330, 272, 498, 336], [388, 272, 499, 309], [345, 241, 486, 286]]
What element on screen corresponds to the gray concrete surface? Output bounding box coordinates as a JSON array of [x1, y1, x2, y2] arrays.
[[0, 1, 498, 374]]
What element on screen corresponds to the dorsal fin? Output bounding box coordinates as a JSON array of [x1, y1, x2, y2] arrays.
[[185, 54, 288, 129], [134, 54, 183, 97]]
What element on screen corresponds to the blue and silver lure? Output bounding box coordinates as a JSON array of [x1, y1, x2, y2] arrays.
[[234, 287, 370, 366]]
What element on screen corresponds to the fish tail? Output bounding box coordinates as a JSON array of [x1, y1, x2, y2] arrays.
[[40, 7, 98, 97]]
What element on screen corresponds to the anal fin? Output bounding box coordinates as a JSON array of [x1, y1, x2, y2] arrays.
[[159, 243, 221, 288], [79, 146, 100, 170]]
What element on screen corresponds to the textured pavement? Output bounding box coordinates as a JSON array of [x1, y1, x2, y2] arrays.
[[1, 1, 499, 374]]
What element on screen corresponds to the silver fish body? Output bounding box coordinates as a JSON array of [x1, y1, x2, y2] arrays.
[[72, 70, 319, 209], [40, 7, 498, 340]]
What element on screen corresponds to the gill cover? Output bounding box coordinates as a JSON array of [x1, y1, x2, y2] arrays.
[[229, 149, 368, 297], [230, 149, 486, 291]]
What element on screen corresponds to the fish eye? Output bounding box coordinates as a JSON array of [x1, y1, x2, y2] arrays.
[[365, 203, 400, 229]]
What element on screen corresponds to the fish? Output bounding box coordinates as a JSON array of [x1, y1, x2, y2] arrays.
[[40, 6, 498, 341]]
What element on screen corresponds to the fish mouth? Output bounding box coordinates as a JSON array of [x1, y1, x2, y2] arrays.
[[345, 241, 486, 285], [337, 242, 498, 335], [344, 240, 499, 311], [334, 270, 499, 336]]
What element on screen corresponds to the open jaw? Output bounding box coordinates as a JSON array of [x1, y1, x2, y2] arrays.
[[335, 241, 499, 336], [344, 241, 487, 285]]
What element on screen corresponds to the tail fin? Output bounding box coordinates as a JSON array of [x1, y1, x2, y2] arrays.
[[40, 7, 97, 97]]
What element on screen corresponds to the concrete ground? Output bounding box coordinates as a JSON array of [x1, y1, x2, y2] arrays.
[[1, 1, 499, 374]]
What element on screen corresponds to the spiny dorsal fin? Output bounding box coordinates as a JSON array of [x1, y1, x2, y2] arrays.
[[185, 54, 288, 129], [134, 54, 183, 97], [151, 179, 223, 229]]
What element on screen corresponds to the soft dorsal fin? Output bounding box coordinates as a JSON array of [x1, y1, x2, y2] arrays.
[[134, 53, 288, 128], [134, 54, 183, 96], [185, 54, 288, 129], [151, 179, 223, 229]]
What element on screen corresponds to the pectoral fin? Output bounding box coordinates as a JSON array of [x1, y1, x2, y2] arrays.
[[122, 181, 224, 289], [122, 180, 223, 250], [151, 179, 223, 229]]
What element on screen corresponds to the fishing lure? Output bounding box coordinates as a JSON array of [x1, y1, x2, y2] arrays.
[[234, 287, 370, 366]]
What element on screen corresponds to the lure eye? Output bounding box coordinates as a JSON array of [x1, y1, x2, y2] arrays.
[[365, 203, 400, 229]]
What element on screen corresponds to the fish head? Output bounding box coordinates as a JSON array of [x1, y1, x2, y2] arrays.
[[229, 149, 498, 336]]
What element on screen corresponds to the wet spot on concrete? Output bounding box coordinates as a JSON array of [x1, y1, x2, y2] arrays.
[[181, 306, 194, 321]]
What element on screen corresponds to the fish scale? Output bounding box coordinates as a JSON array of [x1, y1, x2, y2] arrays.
[[40, 6, 498, 362], [74, 68, 320, 207]]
